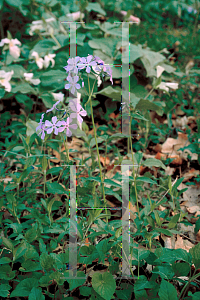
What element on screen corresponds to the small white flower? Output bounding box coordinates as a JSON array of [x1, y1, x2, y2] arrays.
[[156, 65, 165, 78], [24, 72, 40, 85], [43, 53, 56, 68], [31, 51, 44, 69], [0, 38, 21, 59], [66, 11, 85, 21], [0, 70, 14, 92], [29, 17, 56, 36], [157, 82, 179, 92], [51, 92, 65, 102]]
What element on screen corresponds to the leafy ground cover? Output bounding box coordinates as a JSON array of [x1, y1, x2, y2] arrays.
[[0, 0, 200, 299]]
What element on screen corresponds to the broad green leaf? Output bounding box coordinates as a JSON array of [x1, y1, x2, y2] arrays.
[[63, 271, 86, 290], [158, 279, 178, 300], [143, 158, 166, 170], [26, 119, 38, 136], [135, 98, 164, 115], [0, 257, 12, 264], [79, 286, 92, 297], [25, 227, 37, 243], [40, 93, 55, 109], [46, 182, 67, 194], [40, 253, 55, 271], [40, 70, 66, 89], [31, 40, 56, 55], [29, 287, 45, 300], [153, 265, 174, 280], [95, 86, 121, 101], [86, 2, 106, 15], [11, 83, 36, 94], [10, 278, 38, 297], [0, 284, 11, 298], [172, 262, 190, 277], [92, 272, 116, 300], [20, 260, 42, 272], [189, 242, 200, 269]]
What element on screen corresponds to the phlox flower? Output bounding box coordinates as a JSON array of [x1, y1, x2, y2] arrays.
[[46, 100, 61, 113], [36, 113, 46, 140], [65, 75, 81, 95], [69, 99, 87, 124], [45, 116, 64, 135], [0, 38, 21, 59], [24, 73, 40, 85], [0, 70, 14, 92], [58, 117, 78, 137], [77, 55, 97, 73], [63, 56, 80, 74]]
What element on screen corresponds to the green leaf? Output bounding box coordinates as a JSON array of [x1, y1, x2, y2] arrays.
[[63, 271, 86, 290], [40, 253, 55, 271], [189, 242, 200, 269], [40, 93, 55, 109], [40, 70, 66, 89], [0, 257, 12, 264], [90, 137, 104, 148], [11, 83, 36, 94], [10, 278, 38, 297], [85, 2, 106, 15], [92, 272, 116, 300], [172, 262, 190, 277], [25, 227, 37, 243], [20, 260, 42, 272], [0, 87, 5, 99], [143, 158, 166, 170], [26, 119, 38, 137], [135, 98, 164, 115], [136, 177, 157, 185], [195, 217, 200, 234], [1, 236, 14, 252], [158, 279, 178, 300], [46, 182, 66, 194], [29, 287, 45, 300], [5, 0, 23, 7], [31, 40, 56, 55], [153, 265, 174, 280], [168, 213, 180, 229], [155, 228, 173, 236], [0, 284, 11, 298], [95, 86, 121, 101], [79, 286, 92, 297]]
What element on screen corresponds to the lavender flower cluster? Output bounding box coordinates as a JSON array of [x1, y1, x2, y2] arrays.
[[36, 55, 113, 141]]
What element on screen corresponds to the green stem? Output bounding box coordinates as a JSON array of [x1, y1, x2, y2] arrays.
[[178, 270, 200, 300], [62, 134, 69, 164], [43, 170, 46, 198], [50, 33, 61, 48]]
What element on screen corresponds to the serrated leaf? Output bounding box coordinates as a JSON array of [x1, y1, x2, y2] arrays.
[[0, 284, 11, 298]]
